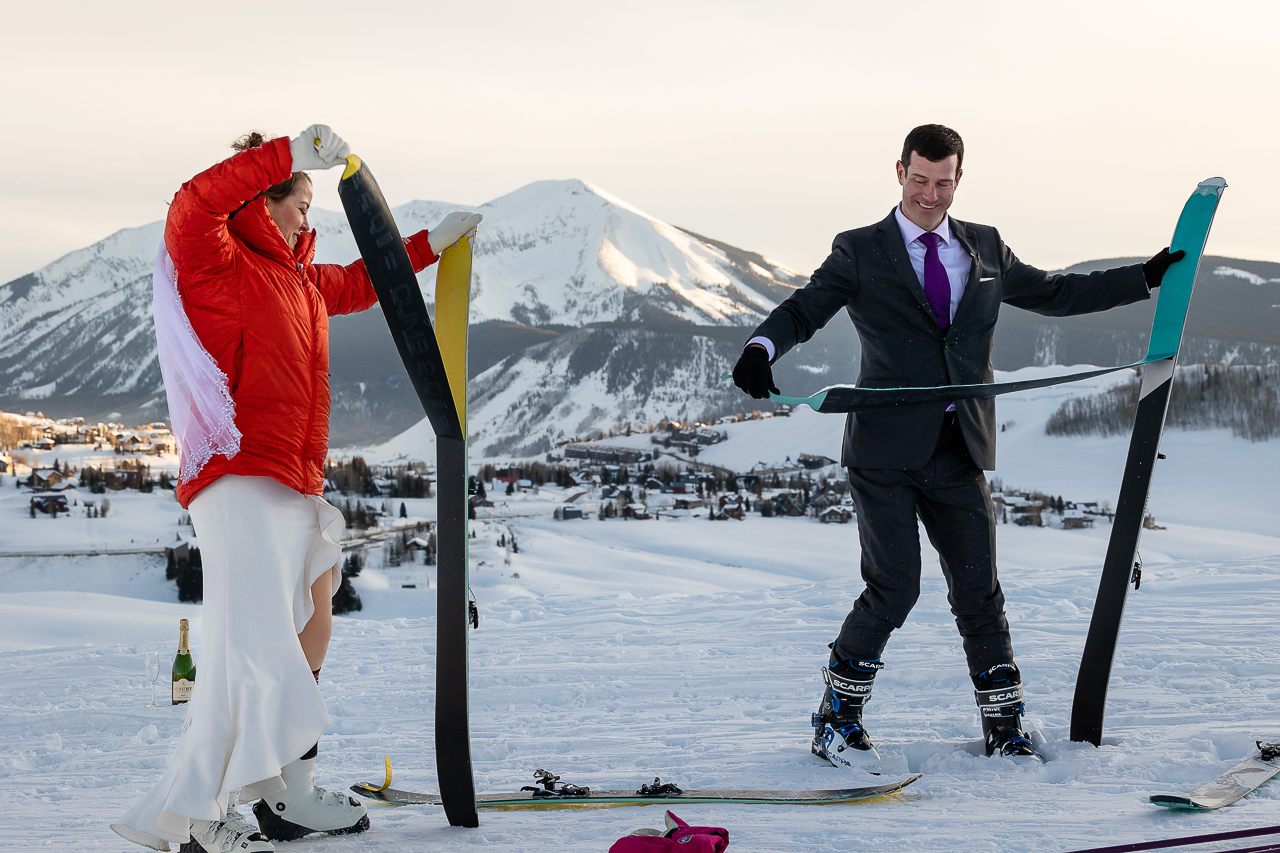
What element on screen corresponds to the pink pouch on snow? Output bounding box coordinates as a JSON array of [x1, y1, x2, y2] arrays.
[[608, 810, 729, 853]]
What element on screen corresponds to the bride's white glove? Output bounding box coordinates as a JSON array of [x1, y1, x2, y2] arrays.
[[428, 212, 483, 256], [289, 124, 351, 171]]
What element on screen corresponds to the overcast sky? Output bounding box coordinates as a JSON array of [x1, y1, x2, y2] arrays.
[[1, 0, 1275, 284]]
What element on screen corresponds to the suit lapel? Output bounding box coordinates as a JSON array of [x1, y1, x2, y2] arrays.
[[873, 210, 937, 324], [947, 218, 982, 335]]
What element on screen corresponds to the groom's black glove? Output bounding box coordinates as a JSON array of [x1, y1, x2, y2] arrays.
[[732, 345, 779, 400], [1143, 247, 1185, 289]]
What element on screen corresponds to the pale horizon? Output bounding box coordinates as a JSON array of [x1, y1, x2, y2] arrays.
[[2, 1, 1276, 285]]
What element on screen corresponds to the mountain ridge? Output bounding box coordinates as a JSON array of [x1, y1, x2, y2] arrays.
[[1, 180, 1277, 449]]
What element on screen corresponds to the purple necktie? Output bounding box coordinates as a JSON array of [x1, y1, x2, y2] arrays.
[[918, 232, 950, 330]]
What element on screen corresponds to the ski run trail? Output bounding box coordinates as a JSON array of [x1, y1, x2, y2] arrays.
[[2, 367, 1279, 852]]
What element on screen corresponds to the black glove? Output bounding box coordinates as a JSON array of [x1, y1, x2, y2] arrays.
[[732, 345, 779, 400], [1142, 247, 1185, 289]]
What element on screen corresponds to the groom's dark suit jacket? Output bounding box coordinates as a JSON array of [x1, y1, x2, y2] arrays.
[[751, 209, 1151, 471]]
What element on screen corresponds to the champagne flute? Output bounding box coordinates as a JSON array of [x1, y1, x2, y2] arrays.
[[144, 652, 161, 707]]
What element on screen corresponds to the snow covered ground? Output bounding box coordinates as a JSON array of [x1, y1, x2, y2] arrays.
[[2, 369, 1279, 852]]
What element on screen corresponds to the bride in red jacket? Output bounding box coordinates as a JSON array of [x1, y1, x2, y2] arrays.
[[113, 126, 479, 853]]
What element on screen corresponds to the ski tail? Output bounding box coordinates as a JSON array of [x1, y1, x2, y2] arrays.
[[1068, 178, 1226, 747]]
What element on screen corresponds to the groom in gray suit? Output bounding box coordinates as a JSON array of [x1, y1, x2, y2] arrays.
[[733, 124, 1182, 762]]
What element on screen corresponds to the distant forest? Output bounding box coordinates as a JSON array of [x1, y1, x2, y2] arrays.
[[1045, 364, 1280, 442]]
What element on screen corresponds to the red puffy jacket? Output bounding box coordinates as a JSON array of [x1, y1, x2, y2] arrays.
[[166, 136, 438, 508]]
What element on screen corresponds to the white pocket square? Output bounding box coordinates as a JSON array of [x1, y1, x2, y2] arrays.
[[980, 277, 995, 282]]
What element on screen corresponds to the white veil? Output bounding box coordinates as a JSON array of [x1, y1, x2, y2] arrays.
[[152, 244, 241, 481]]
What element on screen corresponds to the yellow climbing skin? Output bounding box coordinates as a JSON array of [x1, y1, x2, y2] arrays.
[[435, 233, 474, 438], [353, 756, 394, 796], [341, 154, 363, 180]]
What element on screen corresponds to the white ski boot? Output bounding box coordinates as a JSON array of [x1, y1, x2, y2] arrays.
[[181, 795, 273, 853], [252, 753, 369, 841]]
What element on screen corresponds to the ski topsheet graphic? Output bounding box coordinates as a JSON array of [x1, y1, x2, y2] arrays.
[[1150, 742, 1280, 811], [352, 767, 921, 809], [338, 156, 478, 828], [1069, 178, 1226, 746]]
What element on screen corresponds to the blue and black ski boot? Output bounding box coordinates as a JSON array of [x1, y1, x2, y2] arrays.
[[973, 662, 1038, 759], [811, 654, 882, 773]]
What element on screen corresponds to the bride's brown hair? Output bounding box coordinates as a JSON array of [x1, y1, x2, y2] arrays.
[[232, 131, 311, 202]]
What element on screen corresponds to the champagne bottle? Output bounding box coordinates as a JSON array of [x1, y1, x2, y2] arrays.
[[171, 618, 196, 705]]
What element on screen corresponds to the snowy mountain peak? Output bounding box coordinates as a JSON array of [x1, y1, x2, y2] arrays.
[[0, 179, 806, 409]]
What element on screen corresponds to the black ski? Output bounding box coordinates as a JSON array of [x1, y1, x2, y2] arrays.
[[338, 155, 478, 827], [1068, 178, 1227, 746]]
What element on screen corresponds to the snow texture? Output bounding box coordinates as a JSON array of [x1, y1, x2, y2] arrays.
[[1, 370, 1279, 851]]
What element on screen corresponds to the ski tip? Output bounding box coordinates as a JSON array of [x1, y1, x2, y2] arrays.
[[1149, 794, 1207, 810], [1196, 177, 1227, 195], [768, 390, 827, 411], [342, 154, 363, 180]]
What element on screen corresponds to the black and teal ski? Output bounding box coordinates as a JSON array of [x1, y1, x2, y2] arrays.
[[338, 156, 479, 828], [1069, 178, 1227, 746]]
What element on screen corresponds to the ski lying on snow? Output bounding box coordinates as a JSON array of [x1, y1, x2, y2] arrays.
[[1150, 741, 1280, 811], [351, 768, 920, 808]]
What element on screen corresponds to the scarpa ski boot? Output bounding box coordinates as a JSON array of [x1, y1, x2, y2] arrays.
[[973, 662, 1038, 759], [252, 748, 369, 842], [811, 654, 882, 773]]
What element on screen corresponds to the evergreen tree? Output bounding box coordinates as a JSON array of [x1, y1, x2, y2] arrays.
[[331, 568, 362, 615], [176, 549, 203, 603]]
